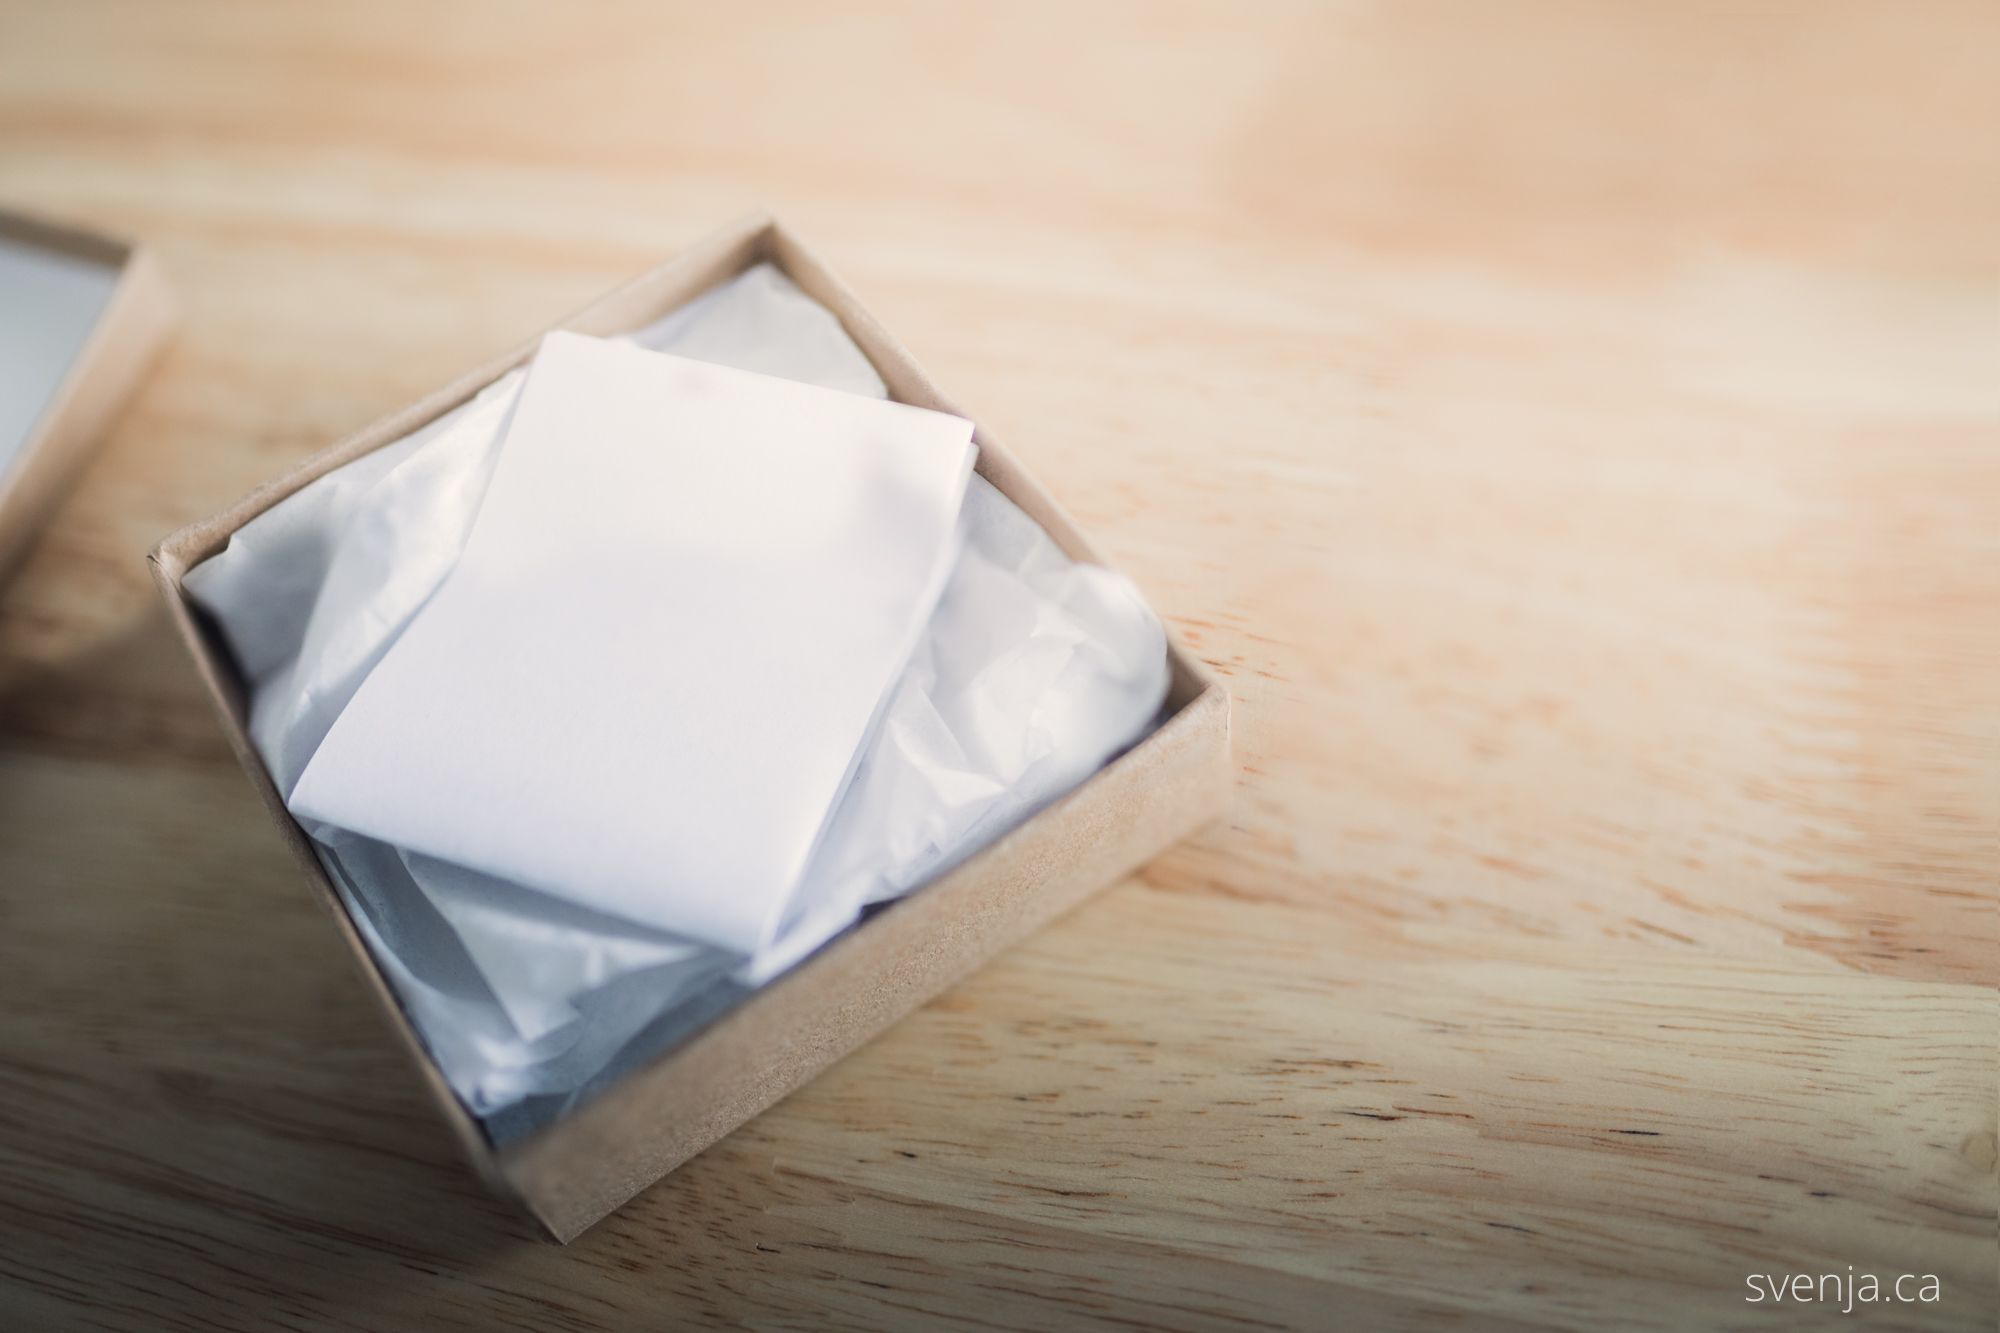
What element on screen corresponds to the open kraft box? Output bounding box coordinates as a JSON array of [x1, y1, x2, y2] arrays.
[[148, 212, 1233, 1242], [1, 209, 174, 582]]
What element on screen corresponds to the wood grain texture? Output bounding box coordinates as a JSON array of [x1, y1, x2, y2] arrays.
[[0, 1, 1993, 1328]]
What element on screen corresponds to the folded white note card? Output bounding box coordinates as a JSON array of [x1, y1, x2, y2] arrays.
[[291, 331, 975, 954]]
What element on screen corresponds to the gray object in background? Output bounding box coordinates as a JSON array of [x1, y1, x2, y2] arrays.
[[0, 210, 174, 579]]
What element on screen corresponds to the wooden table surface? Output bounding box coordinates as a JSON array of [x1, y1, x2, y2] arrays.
[[1, 2, 1993, 1329]]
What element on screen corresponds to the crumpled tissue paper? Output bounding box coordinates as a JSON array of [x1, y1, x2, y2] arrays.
[[185, 264, 1169, 1134]]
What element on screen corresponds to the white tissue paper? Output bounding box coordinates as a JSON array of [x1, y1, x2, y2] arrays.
[[184, 264, 1169, 1134]]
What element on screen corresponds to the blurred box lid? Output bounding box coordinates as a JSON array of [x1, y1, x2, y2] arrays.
[[0, 207, 175, 581]]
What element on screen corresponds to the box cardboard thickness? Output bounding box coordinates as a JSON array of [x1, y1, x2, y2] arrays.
[[149, 214, 1233, 1242], [0, 210, 174, 581]]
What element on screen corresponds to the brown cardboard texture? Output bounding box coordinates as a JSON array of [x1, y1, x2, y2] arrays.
[[148, 214, 1232, 1242]]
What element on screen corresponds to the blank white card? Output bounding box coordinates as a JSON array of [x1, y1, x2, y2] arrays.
[[290, 332, 975, 954]]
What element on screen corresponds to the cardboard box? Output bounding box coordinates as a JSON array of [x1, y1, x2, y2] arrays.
[[148, 214, 1232, 1241], [0, 209, 174, 581]]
